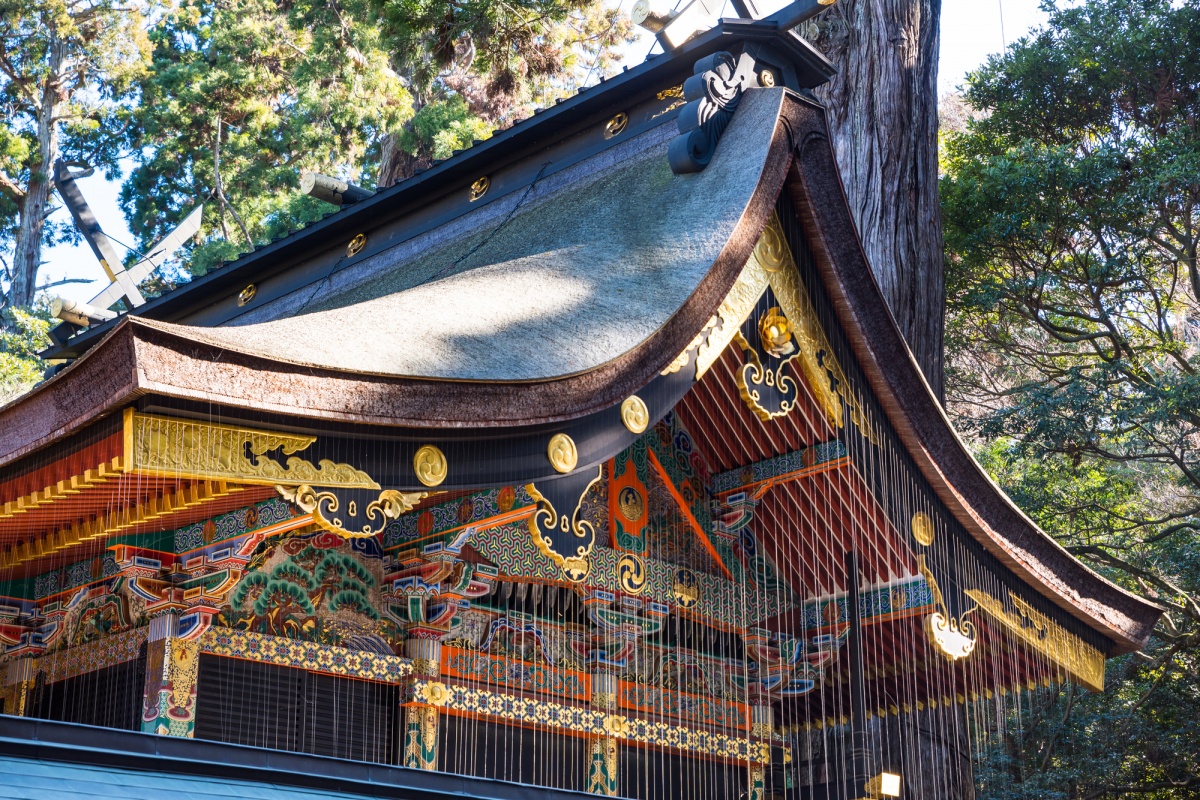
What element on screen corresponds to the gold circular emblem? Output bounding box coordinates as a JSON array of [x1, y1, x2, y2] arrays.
[[757, 69, 776, 87], [604, 112, 629, 139], [620, 395, 650, 434], [672, 568, 700, 608], [469, 176, 490, 201], [547, 433, 578, 474], [753, 221, 787, 272], [617, 486, 644, 522], [236, 283, 257, 306], [413, 445, 448, 487], [346, 233, 367, 257], [618, 553, 647, 595], [911, 511, 935, 546]]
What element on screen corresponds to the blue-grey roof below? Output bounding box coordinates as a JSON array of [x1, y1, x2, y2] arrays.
[[0, 718, 592, 800], [0, 756, 390, 800], [134, 88, 789, 382]]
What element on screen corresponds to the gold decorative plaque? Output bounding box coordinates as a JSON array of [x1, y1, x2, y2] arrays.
[[911, 512, 935, 546], [125, 410, 377, 489], [237, 284, 257, 306], [620, 395, 650, 434], [346, 233, 367, 257], [965, 589, 1105, 691], [413, 445, 448, 487], [617, 486, 644, 522], [617, 553, 647, 595], [672, 568, 700, 608], [547, 434, 578, 474]]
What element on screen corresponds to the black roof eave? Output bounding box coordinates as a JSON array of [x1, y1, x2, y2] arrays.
[[43, 21, 833, 360]]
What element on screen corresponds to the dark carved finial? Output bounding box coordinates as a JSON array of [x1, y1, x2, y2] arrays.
[[668, 51, 757, 174]]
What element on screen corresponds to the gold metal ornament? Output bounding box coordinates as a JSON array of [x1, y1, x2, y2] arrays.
[[346, 233, 367, 257], [758, 307, 796, 358], [277, 484, 426, 538], [617, 553, 647, 595], [561, 555, 591, 583], [418, 681, 451, 707], [125, 410, 377, 489], [413, 445, 448, 487], [617, 486, 644, 522], [965, 588, 1105, 691], [469, 176, 490, 201], [911, 512, 935, 546], [525, 467, 602, 580], [753, 216, 789, 272], [760, 213, 878, 443], [237, 283, 257, 306], [547, 433, 579, 474], [672, 568, 700, 608], [734, 330, 801, 421], [604, 112, 629, 139], [917, 555, 976, 663], [620, 395, 650, 434], [757, 70, 776, 87]]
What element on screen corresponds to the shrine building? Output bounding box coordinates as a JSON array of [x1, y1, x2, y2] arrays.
[[0, 7, 1161, 800]]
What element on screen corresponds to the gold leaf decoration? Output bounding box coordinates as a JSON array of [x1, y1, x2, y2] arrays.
[[126, 410, 378, 489], [277, 484, 425, 538], [966, 589, 1105, 691], [413, 445, 448, 487]]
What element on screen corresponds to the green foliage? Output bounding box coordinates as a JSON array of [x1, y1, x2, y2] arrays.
[[0, 0, 151, 307], [122, 0, 412, 277], [270, 560, 315, 591], [943, 0, 1200, 795], [0, 302, 49, 403], [118, 0, 632, 278], [400, 97, 494, 164], [314, 551, 373, 589]]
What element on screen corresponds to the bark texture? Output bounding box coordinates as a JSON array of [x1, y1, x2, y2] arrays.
[[4, 35, 64, 311], [808, 0, 945, 398]]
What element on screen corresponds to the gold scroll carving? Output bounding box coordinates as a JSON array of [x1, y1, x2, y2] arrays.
[[965, 589, 1106, 692], [277, 484, 426, 539], [761, 214, 877, 443], [125, 409, 378, 489], [917, 555, 977, 662], [658, 213, 877, 443], [661, 227, 772, 381]]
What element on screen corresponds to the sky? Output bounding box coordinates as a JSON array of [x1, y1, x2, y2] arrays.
[[39, 0, 1050, 305]]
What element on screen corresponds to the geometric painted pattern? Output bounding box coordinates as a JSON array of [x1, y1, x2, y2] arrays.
[[32, 626, 149, 683], [798, 575, 934, 631], [412, 679, 772, 762], [199, 627, 411, 682]]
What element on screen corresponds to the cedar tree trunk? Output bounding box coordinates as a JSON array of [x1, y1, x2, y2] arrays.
[[809, 0, 945, 399], [6, 36, 65, 311]]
